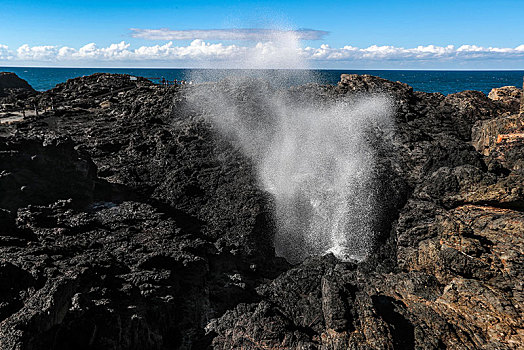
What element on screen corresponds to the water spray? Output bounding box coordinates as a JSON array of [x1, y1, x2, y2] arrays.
[[186, 30, 393, 264]]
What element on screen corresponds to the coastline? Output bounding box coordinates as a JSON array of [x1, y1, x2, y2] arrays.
[[2, 67, 524, 94], [0, 72, 523, 349]]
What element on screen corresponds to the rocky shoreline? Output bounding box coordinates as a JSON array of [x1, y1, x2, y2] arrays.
[[0, 72, 523, 349]]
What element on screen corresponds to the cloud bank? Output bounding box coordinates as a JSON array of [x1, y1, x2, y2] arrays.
[[1, 40, 524, 68], [131, 28, 329, 41]]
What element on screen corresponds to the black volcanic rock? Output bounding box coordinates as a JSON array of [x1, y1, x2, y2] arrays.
[[0, 72, 37, 106], [0, 135, 96, 214], [209, 75, 524, 349], [0, 74, 288, 349], [0, 72, 34, 91], [0, 73, 522, 349], [38, 73, 154, 109]]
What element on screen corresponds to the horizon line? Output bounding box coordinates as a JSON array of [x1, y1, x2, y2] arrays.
[[1, 66, 524, 72]]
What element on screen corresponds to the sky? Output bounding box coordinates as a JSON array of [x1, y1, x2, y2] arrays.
[[1, 0, 523, 69]]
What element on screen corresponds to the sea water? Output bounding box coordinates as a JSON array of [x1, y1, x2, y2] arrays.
[[1, 67, 523, 95]]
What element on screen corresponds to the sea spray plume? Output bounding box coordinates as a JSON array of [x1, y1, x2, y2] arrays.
[[188, 79, 394, 263], [185, 23, 394, 263], [186, 23, 319, 87], [266, 94, 394, 263], [245, 30, 308, 70]]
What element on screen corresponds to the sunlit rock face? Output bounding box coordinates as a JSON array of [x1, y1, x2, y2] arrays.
[[488, 85, 522, 115]]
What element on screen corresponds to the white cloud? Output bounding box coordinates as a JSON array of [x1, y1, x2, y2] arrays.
[[130, 28, 329, 41], [1, 41, 524, 68], [302, 44, 524, 62], [73, 41, 132, 59], [16, 44, 59, 60], [0, 44, 13, 60]]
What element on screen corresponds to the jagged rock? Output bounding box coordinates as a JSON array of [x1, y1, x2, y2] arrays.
[[37, 73, 155, 109], [471, 112, 524, 173], [337, 74, 414, 99], [488, 85, 522, 114], [0, 135, 97, 225], [209, 75, 523, 349], [211, 202, 524, 349], [0, 72, 37, 108], [0, 73, 523, 349], [472, 114, 524, 155], [0, 74, 289, 349], [0, 72, 34, 91], [521, 77, 524, 115]]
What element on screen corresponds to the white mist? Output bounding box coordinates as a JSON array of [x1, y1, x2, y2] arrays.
[[187, 29, 393, 263]]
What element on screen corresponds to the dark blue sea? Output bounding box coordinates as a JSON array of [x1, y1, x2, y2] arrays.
[[1, 67, 523, 96]]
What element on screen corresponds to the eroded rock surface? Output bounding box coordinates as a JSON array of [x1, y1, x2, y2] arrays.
[[488, 85, 522, 115], [0, 73, 522, 349], [210, 75, 524, 349], [0, 72, 34, 92], [0, 74, 288, 349], [0, 73, 37, 111]]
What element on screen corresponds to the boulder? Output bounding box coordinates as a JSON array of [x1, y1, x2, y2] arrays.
[[488, 85, 522, 114], [0, 72, 36, 105], [0, 72, 34, 91]]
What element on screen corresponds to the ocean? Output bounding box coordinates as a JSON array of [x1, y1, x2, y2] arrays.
[[1, 67, 523, 96]]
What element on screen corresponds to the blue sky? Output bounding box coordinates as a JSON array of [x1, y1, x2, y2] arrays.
[[1, 0, 523, 69]]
